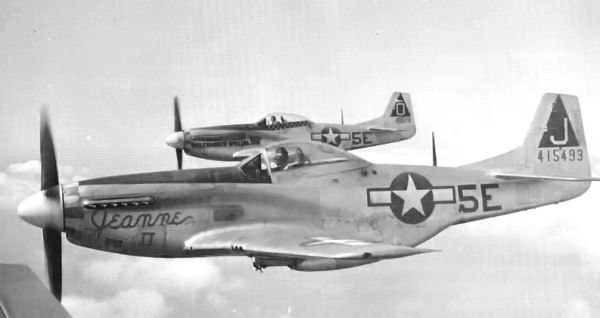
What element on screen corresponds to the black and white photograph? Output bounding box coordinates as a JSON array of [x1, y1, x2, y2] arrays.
[[1, 1, 599, 317]]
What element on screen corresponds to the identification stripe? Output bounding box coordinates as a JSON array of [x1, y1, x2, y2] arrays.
[[367, 187, 455, 205]]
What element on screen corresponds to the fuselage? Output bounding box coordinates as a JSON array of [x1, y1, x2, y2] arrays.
[[60, 164, 589, 258], [183, 122, 414, 161]]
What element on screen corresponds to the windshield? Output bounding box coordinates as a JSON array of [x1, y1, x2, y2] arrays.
[[256, 113, 311, 129], [239, 153, 271, 182]]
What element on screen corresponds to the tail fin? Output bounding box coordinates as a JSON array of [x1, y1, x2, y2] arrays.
[[358, 92, 416, 133], [467, 93, 591, 180], [523, 94, 590, 178]]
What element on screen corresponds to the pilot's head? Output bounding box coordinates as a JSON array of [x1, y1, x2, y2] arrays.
[[274, 147, 289, 169]]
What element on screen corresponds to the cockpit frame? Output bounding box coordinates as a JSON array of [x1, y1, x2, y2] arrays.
[[238, 141, 370, 183], [256, 113, 312, 130]]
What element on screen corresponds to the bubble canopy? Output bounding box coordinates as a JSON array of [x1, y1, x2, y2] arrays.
[[238, 141, 369, 181], [256, 113, 311, 128]]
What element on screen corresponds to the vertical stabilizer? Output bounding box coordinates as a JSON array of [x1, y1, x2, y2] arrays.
[[358, 92, 416, 133], [467, 93, 591, 180], [524, 94, 590, 178]]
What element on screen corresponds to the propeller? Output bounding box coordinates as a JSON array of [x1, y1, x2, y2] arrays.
[[40, 108, 62, 301], [432, 132, 437, 167], [340, 109, 344, 125], [172, 97, 183, 169]]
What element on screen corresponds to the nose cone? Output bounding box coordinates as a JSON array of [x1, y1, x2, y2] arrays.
[[18, 186, 63, 231], [165, 131, 184, 149]]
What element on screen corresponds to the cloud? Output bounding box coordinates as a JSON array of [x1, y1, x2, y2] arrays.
[[79, 255, 227, 295], [6, 160, 41, 175], [593, 162, 600, 175], [453, 194, 600, 274], [61, 254, 253, 317], [562, 299, 593, 318], [63, 288, 171, 318], [0, 160, 90, 202]]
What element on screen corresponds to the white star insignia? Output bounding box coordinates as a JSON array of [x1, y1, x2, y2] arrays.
[[323, 128, 339, 145], [392, 175, 430, 216]]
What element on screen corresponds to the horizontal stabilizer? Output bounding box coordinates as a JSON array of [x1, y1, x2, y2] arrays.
[[366, 126, 406, 132], [493, 172, 600, 182]]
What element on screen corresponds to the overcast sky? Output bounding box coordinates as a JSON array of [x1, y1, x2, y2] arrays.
[[1, 0, 600, 317]]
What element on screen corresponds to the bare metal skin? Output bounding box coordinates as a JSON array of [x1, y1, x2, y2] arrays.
[[19, 93, 597, 276], [165, 92, 417, 161]]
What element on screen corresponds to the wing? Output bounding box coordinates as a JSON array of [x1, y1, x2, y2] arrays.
[[184, 224, 436, 270], [0, 264, 71, 318]]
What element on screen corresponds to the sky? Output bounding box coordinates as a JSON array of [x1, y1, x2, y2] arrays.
[[1, 0, 600, 317]]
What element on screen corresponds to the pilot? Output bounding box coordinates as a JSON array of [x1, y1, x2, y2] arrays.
[[273, 147, 289, 170], [273, 115, 283, 129], [294, 147, 308, 163]]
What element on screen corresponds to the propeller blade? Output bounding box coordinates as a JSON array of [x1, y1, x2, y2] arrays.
[[174, 96, 182, 132], [174, 97, 183, 169], [176, 149, 183, 170], [43, 228, 62, 301], [40, 108, 59, 190], [432, 132, 437, 167], [340, 109, 344, 125], [40, 108, 62, 301]]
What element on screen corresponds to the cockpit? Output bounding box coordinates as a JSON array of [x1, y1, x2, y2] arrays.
[[256, 113, 312, 130], [238, 141, 369, 182]]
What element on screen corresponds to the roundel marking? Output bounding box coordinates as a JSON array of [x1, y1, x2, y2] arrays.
[[389, 173, 434, 224], [366, 172, 456, 224], [312, 127, 351, 147]]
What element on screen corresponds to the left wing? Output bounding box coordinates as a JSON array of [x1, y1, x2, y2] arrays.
[[0, 264, 71, 318], [184, 224, 436, 270]]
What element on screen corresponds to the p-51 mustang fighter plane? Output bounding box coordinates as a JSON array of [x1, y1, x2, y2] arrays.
[[18, 93, 597, 303], [165, 92, 416, 167]]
